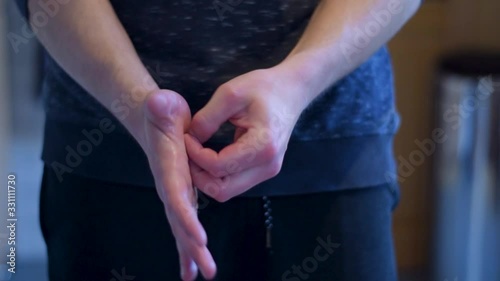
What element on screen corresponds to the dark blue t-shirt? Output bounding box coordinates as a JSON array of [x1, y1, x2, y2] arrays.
[[15, 0, 400, 196]]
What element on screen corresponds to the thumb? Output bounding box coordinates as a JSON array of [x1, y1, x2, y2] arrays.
[[189, 86, 245, 143], [144, 90, 191, 134]]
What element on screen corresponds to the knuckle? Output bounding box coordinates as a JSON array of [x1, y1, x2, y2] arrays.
[[261, 141, 280, 162], [219, 83, 243, 102], [145, 90, 179, 116], [266, 160, 282, 178], [198, 182, 215, 195], [191, 114, 205, 129], [213, 191, 230, 203], [191, 113, 218, 138]]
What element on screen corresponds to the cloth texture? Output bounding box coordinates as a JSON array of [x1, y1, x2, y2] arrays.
[[40, 165, 400, 281], [15, 0, 400, 196]]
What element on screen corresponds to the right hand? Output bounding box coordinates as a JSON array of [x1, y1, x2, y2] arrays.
[[141, 90, 217, 281]]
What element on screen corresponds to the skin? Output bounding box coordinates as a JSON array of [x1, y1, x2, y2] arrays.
[[27, 0, 421, 279], [187, 0, 422, 201]]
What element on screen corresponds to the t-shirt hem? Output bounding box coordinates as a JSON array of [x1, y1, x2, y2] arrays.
[[41, 119, 398, 197]]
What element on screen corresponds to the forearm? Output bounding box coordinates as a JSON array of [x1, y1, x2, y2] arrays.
[[28, 0, 156, 146], [278, 0, 421, 108]]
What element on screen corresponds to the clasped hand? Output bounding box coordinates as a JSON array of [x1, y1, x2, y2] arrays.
[[142, 67, 307, 281]]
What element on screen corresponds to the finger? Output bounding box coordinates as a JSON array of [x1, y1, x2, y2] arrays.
[[190, 158, 282, 202], [185, 130, 274, 178], [144, 90, 190, 133], [144, 91, 214, 278], [189, 86, 246, 143], [145, 98, 207, 246], [172, 221, 217, 280], [188, 160, 227, 200], [234, 127, 246, 141], [190, 245, 217, 280], [176, 241, 198, 281], [148, 133, 207, 246], [163, 192, 207, 246]]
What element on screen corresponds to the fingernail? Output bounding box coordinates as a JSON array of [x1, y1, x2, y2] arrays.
[[190, 261, 198, 274]]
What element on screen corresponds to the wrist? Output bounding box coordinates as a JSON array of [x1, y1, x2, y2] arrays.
[[276, 50, 340, 104], [113, 84, 159, 150]]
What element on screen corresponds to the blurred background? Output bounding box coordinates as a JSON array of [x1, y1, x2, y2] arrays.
[[0, 0, 499, 280]]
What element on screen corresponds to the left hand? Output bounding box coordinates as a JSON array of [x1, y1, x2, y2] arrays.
[[184, 67, 309, 202], [141, 90, 216, 281]]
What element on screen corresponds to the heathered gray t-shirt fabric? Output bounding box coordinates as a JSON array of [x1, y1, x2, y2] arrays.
[[16, 0, 400, 197]]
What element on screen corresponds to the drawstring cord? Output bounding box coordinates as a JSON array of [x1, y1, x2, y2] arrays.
[[262, 196, 273, 249]]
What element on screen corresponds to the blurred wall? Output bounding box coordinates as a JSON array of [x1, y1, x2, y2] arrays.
[[389, 0, 500, 275], [445, 0, 500, 50]]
